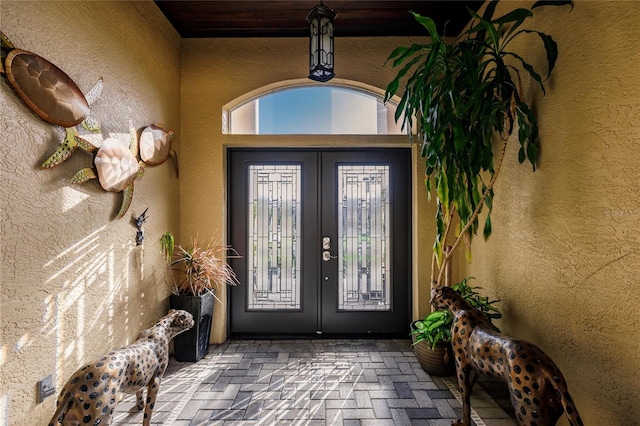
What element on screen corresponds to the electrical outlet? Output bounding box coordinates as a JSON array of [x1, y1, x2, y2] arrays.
[[37, 374, 55, 403]]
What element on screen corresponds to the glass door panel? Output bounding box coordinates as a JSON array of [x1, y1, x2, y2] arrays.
[[338, 165, 391, 311], [247, 165, 302, 310]]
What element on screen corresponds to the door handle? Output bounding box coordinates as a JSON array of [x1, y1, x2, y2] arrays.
[[322, 237, 335, 261]]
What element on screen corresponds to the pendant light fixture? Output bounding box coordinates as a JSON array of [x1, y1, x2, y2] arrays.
[[306, 1, 337, 82]]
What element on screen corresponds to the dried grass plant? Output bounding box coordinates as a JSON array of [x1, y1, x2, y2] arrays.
[[164, 235, 240, 298]]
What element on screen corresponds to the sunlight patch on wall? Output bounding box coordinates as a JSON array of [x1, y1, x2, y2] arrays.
[[14, 334, 32, 352], [43, 227, 128, 393], [85, 252, 120, 337], [109, 246, 118, 343], [0, 393, 8, 426], [41, 294, 56, 331], [60, 186, 90, 213], [63, 340, 77, 362], [76, 296, 86, 359], [51, 235, 139, 407], [43, 226, 106, 280], [135, 246, 145, 283]]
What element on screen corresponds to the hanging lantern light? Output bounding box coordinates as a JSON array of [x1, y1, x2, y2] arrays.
[[306, 1, 337, 82]]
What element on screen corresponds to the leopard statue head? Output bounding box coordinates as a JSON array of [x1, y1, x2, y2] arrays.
[[430, 286, 460, 311], [167, 309, 195, 338]]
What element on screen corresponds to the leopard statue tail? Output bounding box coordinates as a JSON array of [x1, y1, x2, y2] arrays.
[[550, 374, 584, 426]]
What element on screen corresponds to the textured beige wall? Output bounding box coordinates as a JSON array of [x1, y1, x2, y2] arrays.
[[180, 37, 428, 342], [0, 1, 181, 425], [4, 1, 634, 424], [459, 2, 640, 425]]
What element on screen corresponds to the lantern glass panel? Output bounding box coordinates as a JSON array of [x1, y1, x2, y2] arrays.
[[307, 5, 336, 82]]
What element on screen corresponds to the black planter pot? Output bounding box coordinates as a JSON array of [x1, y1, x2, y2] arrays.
[[169, 291, 214, 362], [411, 320, 455, 377]]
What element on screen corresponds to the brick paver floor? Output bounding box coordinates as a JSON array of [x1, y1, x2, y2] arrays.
[[113, 339, 515, 425]]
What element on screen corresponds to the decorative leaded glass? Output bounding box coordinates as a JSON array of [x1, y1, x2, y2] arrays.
[[247, 165, 301, 310], [338, 165, 391, 311]]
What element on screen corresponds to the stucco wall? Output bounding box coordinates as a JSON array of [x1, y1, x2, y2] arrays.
[[180, 36, 431, 342], [459, 1, 640, 425], [3, 1, 634, 425], [0, 1, 181, 425]]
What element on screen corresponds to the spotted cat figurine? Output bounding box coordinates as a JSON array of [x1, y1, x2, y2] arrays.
[[48, 309, 194, 426], [431, 286, 583, 426]]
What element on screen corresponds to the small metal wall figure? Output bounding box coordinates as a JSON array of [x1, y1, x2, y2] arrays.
[[135, 208, 148, 245]]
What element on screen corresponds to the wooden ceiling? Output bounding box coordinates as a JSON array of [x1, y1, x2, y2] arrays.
[[154, 1, 483, 38]]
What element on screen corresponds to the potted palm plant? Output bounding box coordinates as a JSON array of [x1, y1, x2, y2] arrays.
[[160, 232, 239, 362], [384, 0, 572, 288], [411, 278, 501, 376]]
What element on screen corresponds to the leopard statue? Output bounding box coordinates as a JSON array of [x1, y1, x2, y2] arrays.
[[48, 309, 194, 426], [431, 286, 583, 426]]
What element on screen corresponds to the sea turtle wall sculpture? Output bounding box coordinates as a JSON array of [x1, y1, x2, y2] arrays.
[[1, 31, 89, 127], [1, 30, 178, 221], [0, 30, 104, 167], [68, 123, 178, 219], [71, 125, 145, 220]]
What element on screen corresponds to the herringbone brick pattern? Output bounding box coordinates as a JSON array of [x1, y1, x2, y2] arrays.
[[113, 339, 515, 425]]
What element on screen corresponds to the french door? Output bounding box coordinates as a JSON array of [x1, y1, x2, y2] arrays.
[[228, 148, 411, 337]]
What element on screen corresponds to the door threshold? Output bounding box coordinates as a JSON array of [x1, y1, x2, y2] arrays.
[[229, 332, 408, 340]]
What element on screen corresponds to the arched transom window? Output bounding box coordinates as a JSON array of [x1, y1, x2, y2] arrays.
[[225, 85, 402, 135]]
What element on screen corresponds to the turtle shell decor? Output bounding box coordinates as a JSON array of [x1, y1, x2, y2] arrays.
[[40, 78, 103, 169], [71, 125, 145, 220], [0, 30, 104, 168], [139, 124, 179, 176], [93, 137, 142, 193], [1, 31, 89, 127]]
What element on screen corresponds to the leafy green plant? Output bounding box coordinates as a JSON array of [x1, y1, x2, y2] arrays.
[[161, 232, 240, 298], [411, 278, 501, 350], [412, 310, 453, 350], [385, 0, 572, 287], [160, 231, 175, 262]]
